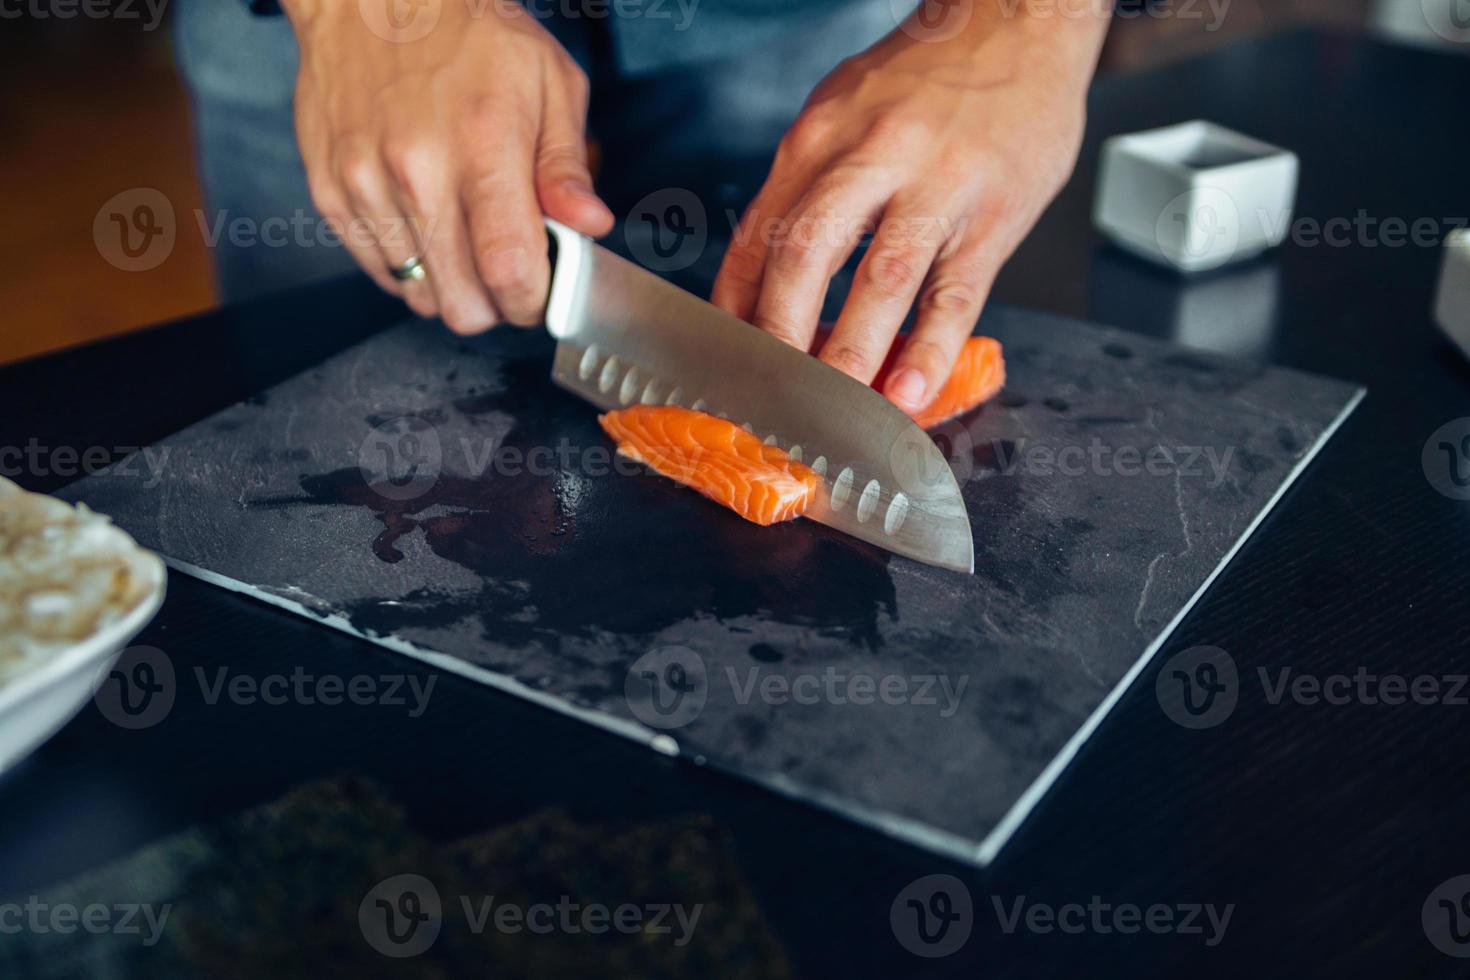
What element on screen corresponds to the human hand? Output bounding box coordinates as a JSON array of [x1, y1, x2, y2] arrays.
[[283, 0, 613, 331], [712, 5, 1109, 414]]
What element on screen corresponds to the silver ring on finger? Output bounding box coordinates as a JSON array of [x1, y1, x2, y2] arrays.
[[390, 255, 427, 282]]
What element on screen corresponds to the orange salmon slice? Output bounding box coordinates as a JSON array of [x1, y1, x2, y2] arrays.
[[878, 336, 1007, 429], [599, 405, 822, 526], [813, 331, 1007, 429]]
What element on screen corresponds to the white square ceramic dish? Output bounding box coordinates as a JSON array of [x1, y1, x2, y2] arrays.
[[1372, 0, 1470, 51], [1094, 120, 1300, 273], [1436, 228, 1470, 360]]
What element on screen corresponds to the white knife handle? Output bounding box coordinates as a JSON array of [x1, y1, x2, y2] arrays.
[[544, 219, 589, 342]]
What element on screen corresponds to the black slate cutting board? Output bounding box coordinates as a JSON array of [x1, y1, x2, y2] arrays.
[[62, 305, 1362, 864]]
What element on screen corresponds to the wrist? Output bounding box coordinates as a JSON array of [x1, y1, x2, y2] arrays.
[[896, 0, 1111, 89], [980, 0, 1112, 78], [278, 0, 324, 31]]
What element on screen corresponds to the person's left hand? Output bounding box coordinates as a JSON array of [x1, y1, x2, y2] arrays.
[[711, 7, 1109, 416]]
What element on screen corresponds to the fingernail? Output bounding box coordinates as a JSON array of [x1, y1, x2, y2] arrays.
[[561, 180, 608, 210], [562, 182, 614, 227], [887, 367, 927, 412]]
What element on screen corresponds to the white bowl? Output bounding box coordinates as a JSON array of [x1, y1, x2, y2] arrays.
[[0, 483, 167, 776], [1094, 120, 1299, 273], [0, 576, 165, 775]]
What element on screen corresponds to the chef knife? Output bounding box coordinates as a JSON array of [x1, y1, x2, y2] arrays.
[[541, 220, 975, 574]]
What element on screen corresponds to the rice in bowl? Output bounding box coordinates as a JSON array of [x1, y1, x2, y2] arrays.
[[0, 476, 165, 687]]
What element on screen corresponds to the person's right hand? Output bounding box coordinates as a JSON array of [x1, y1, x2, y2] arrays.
[[281, 0, 613, 332]]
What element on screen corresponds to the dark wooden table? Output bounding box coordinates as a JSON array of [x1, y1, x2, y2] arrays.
[[3, 30, 1469, 978]]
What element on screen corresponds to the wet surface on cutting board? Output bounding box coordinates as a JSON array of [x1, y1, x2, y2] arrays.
[[63, 306, 1362, 862]]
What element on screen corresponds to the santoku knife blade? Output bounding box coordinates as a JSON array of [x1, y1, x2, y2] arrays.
[[541, 220, 975, 573]]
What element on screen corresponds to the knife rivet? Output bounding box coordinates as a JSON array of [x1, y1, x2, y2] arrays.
[[857, 479, 882, 523], [578, 345, 600, 381]]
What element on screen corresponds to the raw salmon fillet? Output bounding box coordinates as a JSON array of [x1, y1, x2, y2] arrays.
[[599, 405, 822, 526], [812, 331, 1006, 429], [877, 336, 1006, 429]]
